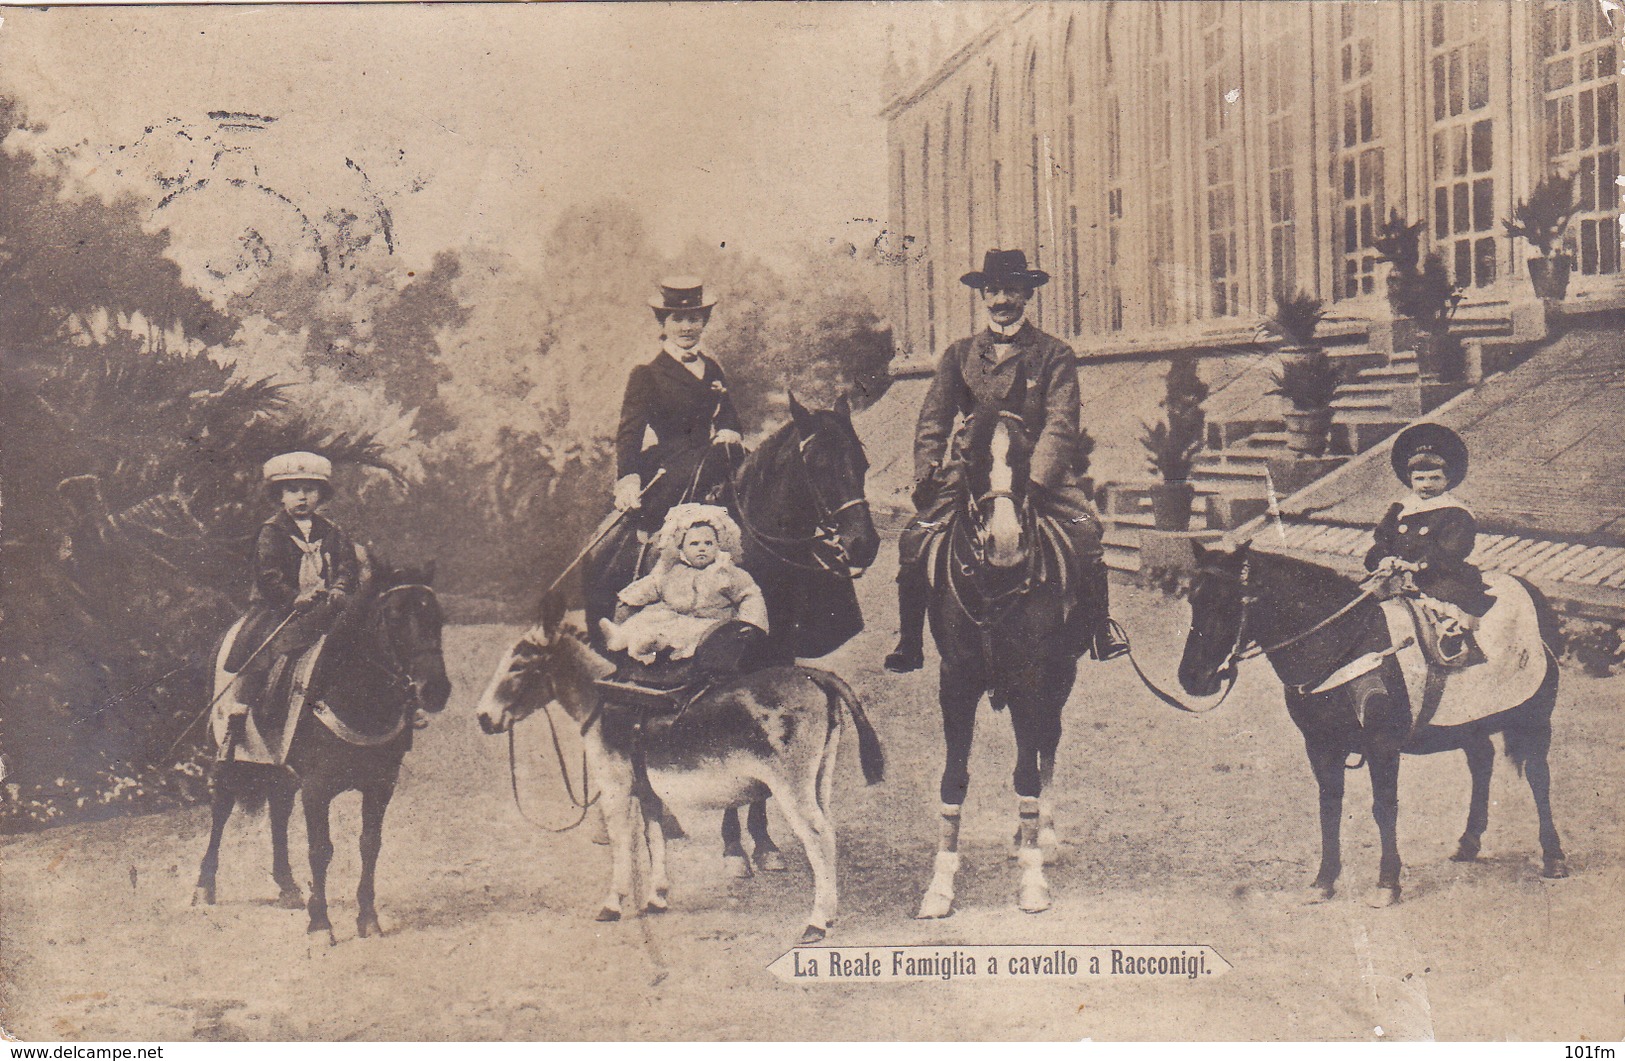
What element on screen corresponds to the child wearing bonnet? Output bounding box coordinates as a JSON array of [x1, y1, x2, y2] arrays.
[[600, 503, 768, 664]]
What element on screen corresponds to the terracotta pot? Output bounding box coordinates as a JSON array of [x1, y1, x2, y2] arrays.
[[1282, 406, 1334, 458], [1527, 254, 1573, 301], [1150, 481, 1197, 532]]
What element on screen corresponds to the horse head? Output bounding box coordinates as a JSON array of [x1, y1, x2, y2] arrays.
[[475, 594, 612, 735], [1179, 539, 1252, 696], [784, 392, 880, 576], [961, 408, 1033, 570], [367, 561, 452, 715]]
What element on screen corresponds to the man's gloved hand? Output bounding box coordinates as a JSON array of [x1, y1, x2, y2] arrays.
[[713, 429, 743, 447], [910, 469, 939, 511], [613, 474, 643, 511], [293, 589, 323, 612]]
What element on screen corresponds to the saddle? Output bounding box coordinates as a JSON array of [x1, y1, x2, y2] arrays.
[[593, 620, 769, 719], [1362, 570, 1486, 669], [212, 630, 327, 766]]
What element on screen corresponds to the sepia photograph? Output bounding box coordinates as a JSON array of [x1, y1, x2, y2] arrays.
[[0, 0, 1621, 1043]]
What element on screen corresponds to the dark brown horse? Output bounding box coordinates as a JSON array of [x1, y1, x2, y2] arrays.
[[915, 408, 1084, 918], [1178, 541, 1567, 906], [581, 394, 879, 873], [193, 565, 451, 939]]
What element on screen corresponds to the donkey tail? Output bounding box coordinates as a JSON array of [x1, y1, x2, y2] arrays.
[[803, 667, 885, 785]]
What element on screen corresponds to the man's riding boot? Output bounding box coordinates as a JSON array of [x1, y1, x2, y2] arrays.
[[1085, 561, 1129, 662], [884, 566, 929, 673]]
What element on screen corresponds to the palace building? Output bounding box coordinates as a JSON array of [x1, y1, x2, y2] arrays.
[[881, 1, 1621, 364]]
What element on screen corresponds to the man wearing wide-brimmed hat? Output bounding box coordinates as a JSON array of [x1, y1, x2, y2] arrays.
[[884, 249, 1126, 673]]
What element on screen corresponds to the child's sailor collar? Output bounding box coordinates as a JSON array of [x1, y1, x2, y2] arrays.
[[1397, 491, 1473, 518]]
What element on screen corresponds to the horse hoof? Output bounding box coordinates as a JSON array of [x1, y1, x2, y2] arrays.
[[1543, 857, 1570, 880], [883, 649, 923, 674], [357, 915, 384, 938], [276, 888, 305, 910], [798, 924, 827, 945], [644, 894, 669, 914], [754, 849, 788, 873], [595, 907, 622, 923], [1363, 885, 1401, 908], [192, 885, 215, 907], [724, 854, 753, 879], [1450, 840, 1481, 863], [1019, 887, 1052, 914], [915, 892, 954, 920], [1303, 885, 1336, 905], [307, 916, 332, 935]]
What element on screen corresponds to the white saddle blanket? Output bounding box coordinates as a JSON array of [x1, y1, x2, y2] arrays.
[[1319, 572, 1548, 729], [209, 619, 322, 766]]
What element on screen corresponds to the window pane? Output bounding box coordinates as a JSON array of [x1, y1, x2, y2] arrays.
[[1345, 158, 1357, 198], [1581, 89, 1596, 149], [1436, 187, 1450, 238], [1542, 5, 1560, 58], [1579, 155, 1597, 209], [1345, 97, 1357, 148], [1562, 97, 1576, 153], [1449, 52, 1464, 116], [1454, 239, 1472, 283], [1601, 149, 1619, 215], [1547, 58, 1573, 92], [1473, 178, 1495, 232], [1454, 126, 1470, 176], [1581, 218, 1598, 273], [1454, 183, 1471, 233], [1343, 43, 1354, 82], [1598, 46, 1617, 82], [1346, 206, 1359, 251], [1547, 98, 1562, 158], [1432, 3, 1445, 47], [1579, 0, 1596, 43], [1361, 39, 1374, 76], [1470, 43, 1490, 109], [1599, 83, 1618, 145], [1602, 213, 1619, 273], [1472, 120, 1493, 173], [1434, 56, 1447, 121], [1361, 84, 1374, 142], [1362, 203, 1374, 246], [1474, 237, 1497, 286]]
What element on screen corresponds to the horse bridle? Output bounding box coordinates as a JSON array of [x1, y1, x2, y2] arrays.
[[726, 426, 871, 578], [1126, 559, 1378, 714], [363, 583, 441, 707], [503, 633, 600, 833]]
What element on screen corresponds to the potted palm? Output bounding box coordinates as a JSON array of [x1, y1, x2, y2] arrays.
[[1503, 174, 1578, 301], [1262, 292, 1339, 457], [1141, 358, 1209, 531], [1373, 211, 1464, 384]]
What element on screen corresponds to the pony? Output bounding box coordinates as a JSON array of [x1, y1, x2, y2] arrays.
[[1178, 540, 1568, 906], [192, 564, 452, 940], [582, 394, 878, 875], [474, 598, 885, 945], [915, 407, 1084, 919]]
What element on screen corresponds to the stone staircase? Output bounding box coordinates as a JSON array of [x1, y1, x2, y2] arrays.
[[1101, 329, 1489, 573]]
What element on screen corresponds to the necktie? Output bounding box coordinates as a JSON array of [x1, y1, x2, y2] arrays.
[[291, 535, 325, 595]]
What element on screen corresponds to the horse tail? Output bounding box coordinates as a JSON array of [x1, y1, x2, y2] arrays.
[[803, 668, 885, 785], [1501, 576, 1561, 779]]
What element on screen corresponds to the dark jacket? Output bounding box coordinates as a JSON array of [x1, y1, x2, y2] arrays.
[[615, 351, 741, 482], [913, 323, 1083, 492], [1364, 500, 1495, 617], [226, 510, 360, 671], [614, 350, 742, 531]]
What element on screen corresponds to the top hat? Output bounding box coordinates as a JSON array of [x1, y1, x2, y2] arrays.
[[960, 249, 1050, 290], [263, 451, 333, 484], [1390, 423, 1468, 490], [648, 277, 718, 316]]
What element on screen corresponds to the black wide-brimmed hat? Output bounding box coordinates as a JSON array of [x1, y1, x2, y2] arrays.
[[960, 249, 1050, 290], [648, 276, 717, 316], [1390, 422, 1468, 489]]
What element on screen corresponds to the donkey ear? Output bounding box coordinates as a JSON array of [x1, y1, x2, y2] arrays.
[[833, 392, 852, 420], [787, 391, 809, 425], [536, 591, 566, 637]]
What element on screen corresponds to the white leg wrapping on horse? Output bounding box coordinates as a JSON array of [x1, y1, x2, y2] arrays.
[[916, 851, 960, 919], [1017, 846, 1051, 913]]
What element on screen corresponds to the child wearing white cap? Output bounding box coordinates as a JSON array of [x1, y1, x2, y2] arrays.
[[223, 452, 361, 721]]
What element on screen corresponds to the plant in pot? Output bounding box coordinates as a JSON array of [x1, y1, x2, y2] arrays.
[[1263, 292, 1338, 457], [1141, 358, 1209, 531], [1503, 173, 1577, 301], [1373, 210, 1464, 383]]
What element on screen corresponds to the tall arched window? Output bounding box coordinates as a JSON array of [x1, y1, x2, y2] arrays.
[[1025, 47, 1044, 325], [990, 69, 1003, 245], [964, 84, 977, 326]]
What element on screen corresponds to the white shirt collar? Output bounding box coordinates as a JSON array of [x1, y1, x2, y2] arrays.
[[663, 340, 708, 377], [986, 316, 1026, 339], [1398, 491, 1472, 518]]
